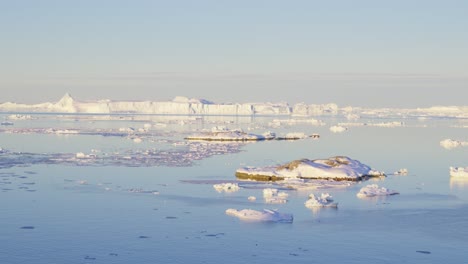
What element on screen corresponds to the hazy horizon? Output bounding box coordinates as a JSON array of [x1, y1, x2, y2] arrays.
[[1, 1, 467, 108]]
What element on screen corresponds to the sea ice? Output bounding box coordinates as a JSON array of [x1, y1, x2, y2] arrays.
[[213, 183, 240, 193], [449, 167, 468, 177], [185, 127, 274, 141], [263, 188, 288, 204], [329, 125, 347, 133], [394, 168, 408, 175], [304, 193, 338, 208], [236, 156, 379, 181], [440, 139, 468, 149], [357, 184, 399, 198], [225, 208, 293, 223]]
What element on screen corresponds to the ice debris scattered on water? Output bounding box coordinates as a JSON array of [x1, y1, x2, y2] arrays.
[[357, 184, 399, 198], [440, 139, 468, 150], [213, 183, 240, 193], [449, 167, 468, 177], [263, 188, 288, 204], [304, 193, 338, 208], [225, 209, 293, 223], [236, 156, 380, 181]]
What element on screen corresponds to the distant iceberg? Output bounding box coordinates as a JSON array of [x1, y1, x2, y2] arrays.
[[236, 156, 379, 181], [304, 193, 338, 208], [440, 139, 468, 150]]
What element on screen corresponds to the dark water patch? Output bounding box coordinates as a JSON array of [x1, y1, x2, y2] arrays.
[[2, 188, 13, 191], [18, 176, 28, 179], [165, 216, 178, 219], [20, 226, 35, 229], [18, 186, 29, 189], [26, 189, 37, 192], [416, 250, 431, 254], [22, 182, 35, 185], [84, 256, 96, 260], [109, 253, 118, 256], [138, 236, 150, 239], [24, 171, 37, 175]]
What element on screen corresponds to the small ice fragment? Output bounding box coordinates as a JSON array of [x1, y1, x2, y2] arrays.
[[263, 188, 288, 204], [213, 183, 240, 193], [225, 208, 293, 223], [133, 137, 142, 143], [440, 139, 468, 150], [357, 184, 399, 198], [76, 152, 86, 158], [394, 168, 408, 175], [304, 193, 338, 208], [368, 170, 385, 176], [248, 196, 256, 201], [330, 125, 347, 133], [450, 167, 468, 177]]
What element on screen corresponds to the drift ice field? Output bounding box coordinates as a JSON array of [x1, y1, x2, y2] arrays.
[[1, 95, 467, 264]]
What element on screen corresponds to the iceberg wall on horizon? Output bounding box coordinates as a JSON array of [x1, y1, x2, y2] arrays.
[[1, 93, 467, 118]]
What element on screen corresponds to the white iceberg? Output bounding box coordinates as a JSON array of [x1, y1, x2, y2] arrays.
[[263, 188, 288, 204], [329, 125, 348, 133], [225, 209, 293, 223], [304, 193, 338, 208], [213, 183, 240, 193], [357, 184, 399, 198], [236, 156, 379, 181], [449, 167, 468, 177], [440, 139, 468, 150]]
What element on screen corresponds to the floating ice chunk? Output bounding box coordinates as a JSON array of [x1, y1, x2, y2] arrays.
[[248, 196, 257, 201], [440, 139, 468, 150], [7, 114, 33, 120], [276, 132, 308, 140], [345, 113, 360, 120], [304, 193, 338, 208], [76, 152, 86, 159], [449, 167, 468, 177], [330, 125, 347, 133], [225, 208, 293, 223], [368, 170, 385, 176], [237, 156, 378, 181], [213, 183, 240, 193], [133, 137, 142, 143], [143, 123, 152, 129], [394, 168, 408, 175], [357, 184, 399, 198], [186, 128, 273, 141], [263, 188, 288, 204], [369, 121, 404, 127]]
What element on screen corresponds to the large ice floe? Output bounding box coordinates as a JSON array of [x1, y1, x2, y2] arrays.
[[225, 209, 293, 223], [236, 156, 379, 181], [356, 184, 399, 198], [449, 167, 468, 177]]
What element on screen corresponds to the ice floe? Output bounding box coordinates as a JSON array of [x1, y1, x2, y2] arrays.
[[357, 184, 399, 198], [213, 183, 240, 193], [236, 156, 380, 181], [304, 193, 338, 208], [394, 168, 408, 175], [440, 139, 468, 149], [329, 125, 347, 133], [263, 188, 289, 204], [449, 167, 468, 177], [185, 127, 274, 141], [225, 209, 293, 223]]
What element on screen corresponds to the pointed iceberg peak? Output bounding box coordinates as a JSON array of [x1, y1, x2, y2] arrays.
[[55, 93, 76, 112], [58, 93, 73, 104]]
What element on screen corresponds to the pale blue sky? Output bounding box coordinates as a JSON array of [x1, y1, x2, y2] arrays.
[[1, 0, 467, 107]]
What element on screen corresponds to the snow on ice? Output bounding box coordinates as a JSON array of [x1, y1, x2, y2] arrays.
[[449, 167, 468, 177], [304, 193, 338, 208]]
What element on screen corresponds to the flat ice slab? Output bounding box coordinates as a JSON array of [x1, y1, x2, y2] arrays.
[[236, 156, 377, 181], [213, 183, 240, 193], [357, 184, 399, 198], [225, 209, 293, 223], [450, 167, 468, 177]]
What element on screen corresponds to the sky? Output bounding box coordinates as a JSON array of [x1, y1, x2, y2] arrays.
[[1, 0, 467, 107]]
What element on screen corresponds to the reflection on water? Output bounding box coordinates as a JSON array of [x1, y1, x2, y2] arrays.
[[450, 176, 468, 190]]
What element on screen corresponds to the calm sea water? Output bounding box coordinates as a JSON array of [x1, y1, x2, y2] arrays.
[[0, 114, 467, 263]]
